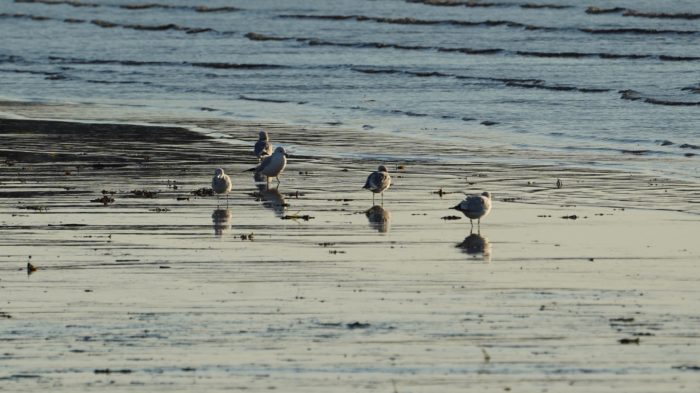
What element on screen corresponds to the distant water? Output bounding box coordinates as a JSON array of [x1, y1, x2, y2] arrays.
[[1, 0, 698, 179]]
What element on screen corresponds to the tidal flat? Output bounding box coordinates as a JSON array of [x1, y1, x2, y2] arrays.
[[1, 102, 700, 392]]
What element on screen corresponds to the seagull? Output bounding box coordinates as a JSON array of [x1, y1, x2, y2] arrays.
[[211, 168, 232, 206], [363, 165, 391, 205], [255, 146, 288, 186], [254, 131, 273, 162], [452, 191, 492, 231]]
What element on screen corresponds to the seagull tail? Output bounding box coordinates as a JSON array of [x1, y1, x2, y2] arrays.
[[243, 167, 257, 173]]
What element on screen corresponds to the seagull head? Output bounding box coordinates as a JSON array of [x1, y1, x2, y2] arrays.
[[214, 168, 225, 177], [275, 146, 289, 157], [258, 130, 268, 141], [378, 165, 388, 173]]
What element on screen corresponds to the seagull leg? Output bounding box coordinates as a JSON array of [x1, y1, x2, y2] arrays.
[[381, 192, 384, 206], [372, 193, 375, 206], [469, 219, 474, 232], [276, 176, 281, 186]]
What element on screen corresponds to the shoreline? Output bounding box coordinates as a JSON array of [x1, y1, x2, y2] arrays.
[[1, 97, 698, 182]]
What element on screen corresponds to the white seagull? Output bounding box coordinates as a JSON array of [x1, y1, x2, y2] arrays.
[[452, 191, 492, 231], [255, 146, 288, 186], [363, 165, 391, 205], [211, 168, 233, 206], [254, 131, 273, 162]]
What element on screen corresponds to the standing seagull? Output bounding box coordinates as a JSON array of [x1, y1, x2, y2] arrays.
[[255, 146, 288, 187], [254, 131, 273, 162], [211, 168, 232, 206], [452, 191, 492, 232], [363, 165, 391, 206]]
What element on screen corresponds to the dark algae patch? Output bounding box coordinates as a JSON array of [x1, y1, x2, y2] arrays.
[[619, 338, 641, 345], [346, 322, 371, 329], [94, 368, 133, 374]]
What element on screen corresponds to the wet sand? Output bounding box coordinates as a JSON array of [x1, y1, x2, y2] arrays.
[[1, 102, 700, 391]]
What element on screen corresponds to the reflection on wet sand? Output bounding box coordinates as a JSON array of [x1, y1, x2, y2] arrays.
[[457, 232, 491, 262], [261, 188, 286, 217], [253, 175, 287, 217], [365, 205, 391, 233], [212, 208, 232, 236], [253, 171, 267, 184], [4, 113, 700, 392]]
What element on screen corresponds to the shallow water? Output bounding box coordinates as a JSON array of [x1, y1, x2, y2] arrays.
[[1, 0, 698, 179]]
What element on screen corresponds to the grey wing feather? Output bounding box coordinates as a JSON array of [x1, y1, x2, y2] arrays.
[[256, 155, 272, 172], [469, 196, 485, 211], [365, 171, 390, 191], [463, 196, 485, 215], [363, 172, 374, 189]]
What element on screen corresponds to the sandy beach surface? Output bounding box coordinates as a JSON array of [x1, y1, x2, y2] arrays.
[[1, 101, 700, 392]]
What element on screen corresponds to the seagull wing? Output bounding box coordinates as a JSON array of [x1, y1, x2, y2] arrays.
[[376, 171, 391, 191], [256, 154, 273, 172], [463, 195, 485, 215], [364, 171, 391, 192], [363, 172, 374, 189]]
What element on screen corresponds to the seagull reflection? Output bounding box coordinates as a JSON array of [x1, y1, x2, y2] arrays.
[[253, 170, 267, 184], [212, 208, 232, 236], [457, 232, 491, 262], [261, 187, 286, 217], [365, 205, 391, 233], [253, 174, 287, 217]]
